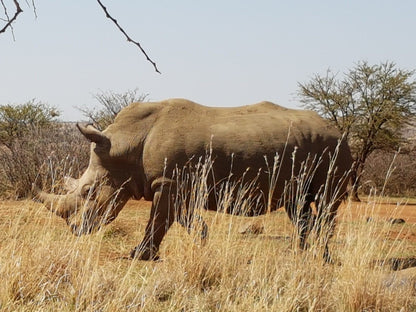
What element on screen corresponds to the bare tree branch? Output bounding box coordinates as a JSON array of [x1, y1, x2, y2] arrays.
[[1, 0, 9, 22], [0, 0, 23, 36], [1, 1, 161, 73], [96, 0, 161, 74], [24, 0, 37, 18]]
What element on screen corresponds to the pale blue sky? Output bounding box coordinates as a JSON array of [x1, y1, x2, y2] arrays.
[[1, 1, 415, 121]]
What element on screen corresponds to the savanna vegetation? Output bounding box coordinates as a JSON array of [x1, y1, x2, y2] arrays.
[[0, 167, 416, 311], [0, 100, 89, 199], [0, 70, 416, 311], [298, 61, 416, 201]]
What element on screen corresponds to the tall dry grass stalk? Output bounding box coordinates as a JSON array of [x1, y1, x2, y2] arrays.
[[1, 197, 415, 311], [1, 150, 415, 311]]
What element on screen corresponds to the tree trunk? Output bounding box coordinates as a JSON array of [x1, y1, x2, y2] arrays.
[[349, 162, 362, 202]]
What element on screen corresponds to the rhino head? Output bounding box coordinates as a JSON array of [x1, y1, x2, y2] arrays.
[[35, 124, 132, 235]]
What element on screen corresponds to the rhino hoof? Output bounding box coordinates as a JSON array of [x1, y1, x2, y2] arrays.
[[130, 246, 160, 261]]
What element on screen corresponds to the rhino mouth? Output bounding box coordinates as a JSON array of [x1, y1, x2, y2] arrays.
[[35, 185, 126, 236], [34, 186, 98, 231]]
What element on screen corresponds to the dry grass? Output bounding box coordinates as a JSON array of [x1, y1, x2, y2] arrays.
[[0, 197, 415, 311]]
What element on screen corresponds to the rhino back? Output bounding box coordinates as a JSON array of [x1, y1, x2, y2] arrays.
[[139, 99, 343, 183]]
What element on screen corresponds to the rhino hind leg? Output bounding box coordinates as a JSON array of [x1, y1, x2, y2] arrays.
[[285, 195, 338, 263], [131, 183, 176, 260], [313, 196, 343, 264], [284, 194, 314, 251]]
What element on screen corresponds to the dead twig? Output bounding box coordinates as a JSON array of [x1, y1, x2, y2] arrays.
[[0, 0, 23, 37], [96, 0, 161, 74]]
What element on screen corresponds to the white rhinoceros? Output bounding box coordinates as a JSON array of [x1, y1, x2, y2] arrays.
[[36, 99, 352, 261]]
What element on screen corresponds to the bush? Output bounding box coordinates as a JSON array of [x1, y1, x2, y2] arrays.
[[0, 123, 90, 199], [361, 150, 416, 197], [0, 101, 88, 198], [0, 100, 59, 148]]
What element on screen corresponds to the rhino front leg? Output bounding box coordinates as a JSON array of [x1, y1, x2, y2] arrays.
[[131, 182, 176, 260]]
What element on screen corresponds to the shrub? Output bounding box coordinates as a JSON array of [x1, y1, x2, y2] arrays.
[[0, 123, 90, 198], [0, 100, 59, 148], [362, 150, 416, 197]]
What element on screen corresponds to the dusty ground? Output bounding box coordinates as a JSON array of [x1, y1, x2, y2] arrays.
[[339, 199, 416, 224], [124, 197, 416, 223], [2, 198, 415, 310], [1, 197, 416, 271], [338, 199, 416, 245], [1, 197, 415, 247], [1, 197, 416, 256], [1, 197, 415, 232]]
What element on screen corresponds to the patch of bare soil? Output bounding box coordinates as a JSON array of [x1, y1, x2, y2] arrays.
[[2, 198, 415, 229], [338, 200, 416, 225], [337, 199, 416, 271], [338, 200, 416, 242], [123, 198, 416, 223]]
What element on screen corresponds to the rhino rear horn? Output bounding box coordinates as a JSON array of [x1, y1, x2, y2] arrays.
[[77, 123, 110, 146]]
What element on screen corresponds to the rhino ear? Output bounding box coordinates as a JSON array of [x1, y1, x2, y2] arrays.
[[77, 123, 110, 146]]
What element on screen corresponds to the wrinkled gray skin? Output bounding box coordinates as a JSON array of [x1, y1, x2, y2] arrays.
[[36, 99, 353, 261]]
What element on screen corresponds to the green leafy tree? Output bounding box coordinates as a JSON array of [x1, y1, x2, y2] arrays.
[[79, 88, 148, 130], [298, 61, 416, 201], [0, 100, 60, 148]]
